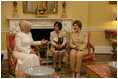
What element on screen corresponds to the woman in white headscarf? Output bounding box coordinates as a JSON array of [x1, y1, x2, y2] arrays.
[[13, 20, 48, 71]]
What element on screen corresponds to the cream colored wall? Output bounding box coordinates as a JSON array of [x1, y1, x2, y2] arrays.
[[1, 1, 117, 50], [90, 32, 111, 46], [89, 1, 117, 47], [67, 1, 89, 28], [89, 1, 117, 28]]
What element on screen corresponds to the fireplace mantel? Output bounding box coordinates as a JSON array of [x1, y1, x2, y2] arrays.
[[8, 18, 73, 33]]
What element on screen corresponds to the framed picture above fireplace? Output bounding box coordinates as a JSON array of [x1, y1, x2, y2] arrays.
[[109, 1, 117, 4], [23, 1, 58, 13]]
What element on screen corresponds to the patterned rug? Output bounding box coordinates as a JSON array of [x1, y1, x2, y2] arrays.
[[1, 65, 88, 78], [1, 60, 87, 78]]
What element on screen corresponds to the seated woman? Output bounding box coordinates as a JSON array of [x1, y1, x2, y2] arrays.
[[69, 20, 88, 78], [13, 20, 48, 71], [50, 21, 67, 71]]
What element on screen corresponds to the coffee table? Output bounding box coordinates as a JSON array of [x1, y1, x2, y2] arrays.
[[84, 63, 115, 78]]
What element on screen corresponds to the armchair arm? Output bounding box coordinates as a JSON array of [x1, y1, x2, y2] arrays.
[[31, 45, 42, 64]]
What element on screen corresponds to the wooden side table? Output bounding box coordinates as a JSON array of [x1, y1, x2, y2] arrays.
[[111, 40, 117, 55], [104, 30, 117, 40], [104, 29, 117, 55]]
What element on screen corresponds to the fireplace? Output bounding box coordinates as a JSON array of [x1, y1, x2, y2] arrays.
[[31, 29, 54, 41]]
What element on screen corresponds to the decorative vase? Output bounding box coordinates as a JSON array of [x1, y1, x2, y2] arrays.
[[12, 1, 19, 18], [61, 1, 67, 18]]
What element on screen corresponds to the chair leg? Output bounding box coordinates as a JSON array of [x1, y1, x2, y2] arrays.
[[1, 54, 4, 62]]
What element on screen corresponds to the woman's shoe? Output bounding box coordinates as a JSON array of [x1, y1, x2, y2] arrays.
[[58, 65, 61, 71], [71, 72, 76, 78], [58, 68, 61, 71], [55, 68, 58, 72], [76, 73, 80, 78]]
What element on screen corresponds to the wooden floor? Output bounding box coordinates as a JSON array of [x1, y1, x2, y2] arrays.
[[95, 54, 117, 62], [1, 54, 117, 78]]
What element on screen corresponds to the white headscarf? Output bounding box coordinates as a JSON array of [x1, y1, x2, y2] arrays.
[[19, 20, 32, 33]]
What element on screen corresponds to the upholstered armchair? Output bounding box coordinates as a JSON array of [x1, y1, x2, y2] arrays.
[[6, 34, 41, 76], [105, 30, 117, 56], [6, 34, 16, 76], [82, 32, 95, 64]]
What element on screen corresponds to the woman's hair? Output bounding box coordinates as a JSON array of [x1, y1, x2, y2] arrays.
[[73, 20, 82, 30], [19, 20, 32, 33], [54, 21, 62, 30]]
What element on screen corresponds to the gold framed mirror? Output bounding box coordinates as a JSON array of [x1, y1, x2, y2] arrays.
[[23, 1, 58, 13]]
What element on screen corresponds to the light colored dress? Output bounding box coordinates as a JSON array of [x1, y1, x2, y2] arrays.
[[50, 31, 67, 53], [13, 32, 41, 71]]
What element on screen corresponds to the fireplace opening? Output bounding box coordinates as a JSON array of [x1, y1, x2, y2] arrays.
[[31, 29, 54, 41], [31, 29, 54, 61]]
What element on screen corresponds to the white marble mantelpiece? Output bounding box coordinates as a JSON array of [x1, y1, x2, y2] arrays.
[[8, 18, 73, 33]]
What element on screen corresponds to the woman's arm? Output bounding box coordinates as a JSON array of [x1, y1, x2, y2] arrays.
[[61, 32, 67, 46], [79, 32, 88, 50], [50, 32, 57, 46], [69, 33, 77, 49]]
